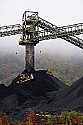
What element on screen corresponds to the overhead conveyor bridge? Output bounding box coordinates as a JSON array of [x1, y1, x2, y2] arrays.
[[0, 24, 22, 37], [0, 11, 83, 69]]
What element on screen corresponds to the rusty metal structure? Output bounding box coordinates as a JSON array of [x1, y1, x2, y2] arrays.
[[0, 11, 83, 69]]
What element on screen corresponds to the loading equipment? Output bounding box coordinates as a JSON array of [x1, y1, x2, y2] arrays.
[[0, 11, 83, 69]]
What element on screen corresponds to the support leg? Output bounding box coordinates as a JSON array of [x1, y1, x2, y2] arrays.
[[25, 44, 34, 69]]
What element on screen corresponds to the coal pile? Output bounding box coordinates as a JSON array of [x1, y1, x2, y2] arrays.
[[0, 69, 83, 120], [35, 76, 83, 114], [0, 69, 66, 119]]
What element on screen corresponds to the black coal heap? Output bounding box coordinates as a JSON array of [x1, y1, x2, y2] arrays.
[[0, 69, 83, 120], [35, 76, 83, 114]]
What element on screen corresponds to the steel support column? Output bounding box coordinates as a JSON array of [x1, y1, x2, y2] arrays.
[[25, 43, 34, 69]]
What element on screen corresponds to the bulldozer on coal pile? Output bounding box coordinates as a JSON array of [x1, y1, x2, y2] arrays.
[[46, 69, 53, 76], [16, 71, 34, 84]]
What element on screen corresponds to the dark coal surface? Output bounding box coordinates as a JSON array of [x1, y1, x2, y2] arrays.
[[35, 76, 83, 114], [0, 69, 83, 120]]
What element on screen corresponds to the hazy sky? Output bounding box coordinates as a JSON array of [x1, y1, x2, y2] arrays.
[[0, 0, 83, 56]]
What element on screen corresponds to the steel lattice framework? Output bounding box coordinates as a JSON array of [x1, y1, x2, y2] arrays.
[[0, 11, 83, 68]]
